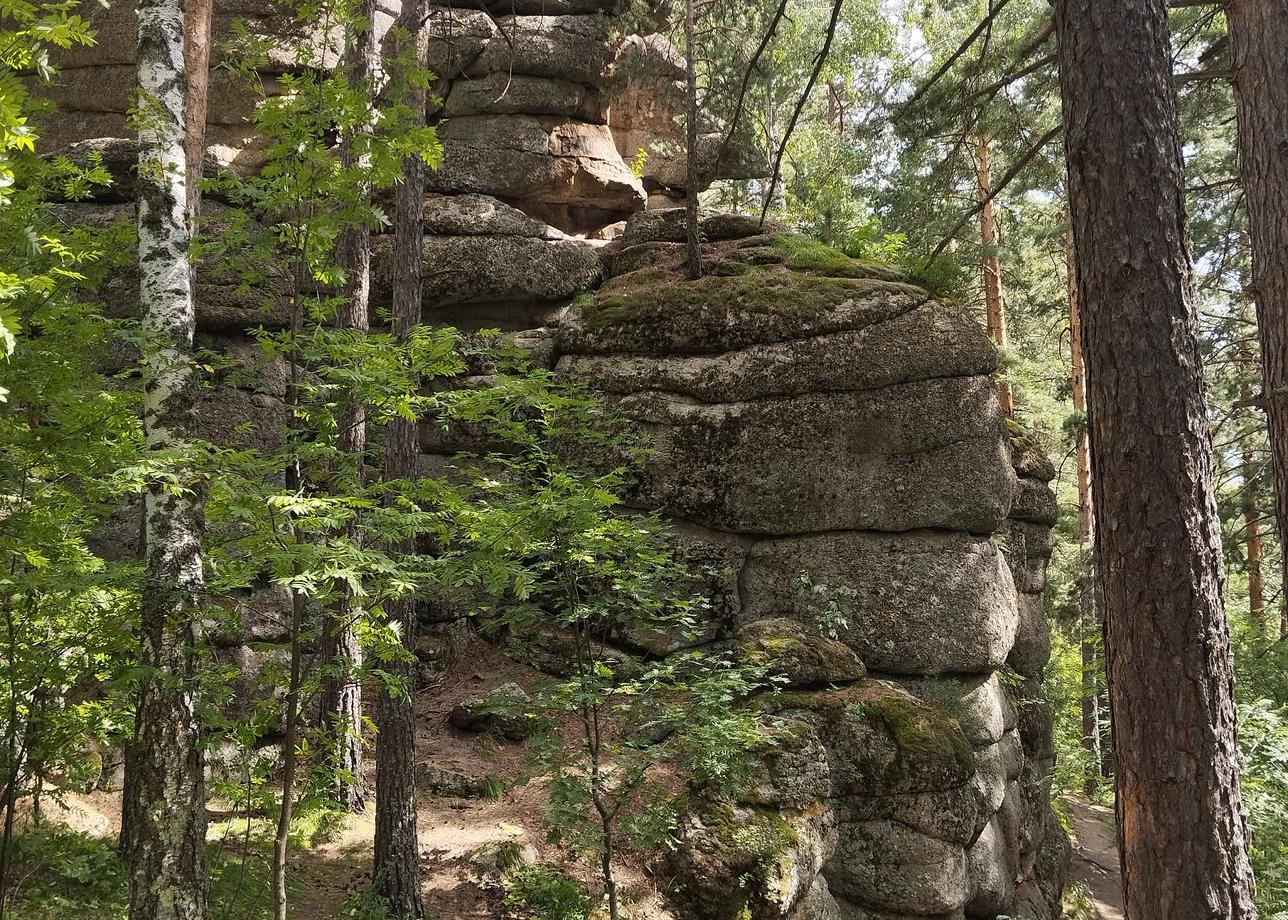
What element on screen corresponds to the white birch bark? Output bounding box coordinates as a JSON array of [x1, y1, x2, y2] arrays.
[[128, 0, 209, 915]]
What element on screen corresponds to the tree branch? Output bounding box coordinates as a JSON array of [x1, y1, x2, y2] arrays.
[[902, 0, 1017, 111], [759, 0, 845, 226], [921, 124, 1064, 269]]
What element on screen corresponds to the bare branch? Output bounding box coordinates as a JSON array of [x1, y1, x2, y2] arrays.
[[902, 0, 1016, 111], [759, 0, 846, 226], [922, 124, 1064, 268]]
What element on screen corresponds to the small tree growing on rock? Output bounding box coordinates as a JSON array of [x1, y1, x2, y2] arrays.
[[438, 379, 775, 920]]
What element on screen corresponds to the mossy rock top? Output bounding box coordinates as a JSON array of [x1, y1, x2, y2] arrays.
[[736, 617, 865, 688], [558, 257, 931, 356], [1007, 418, 1057, 483]]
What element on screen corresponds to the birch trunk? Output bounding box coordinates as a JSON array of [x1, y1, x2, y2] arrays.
[[129, 0, 209, 915]]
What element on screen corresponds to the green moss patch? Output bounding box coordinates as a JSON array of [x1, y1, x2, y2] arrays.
[[577, 265, 925, 332], [770, 234, 909, 283]]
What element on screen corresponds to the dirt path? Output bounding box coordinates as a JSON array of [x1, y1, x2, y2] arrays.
[[1067, 796, 1124, 920]]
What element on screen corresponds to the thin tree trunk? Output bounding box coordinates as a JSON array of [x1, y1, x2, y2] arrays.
[[1055, 2, 1256, 916], [182, 0, 213, 222], [1067, 228, 1101, 795], [1229, 0, 1288, 649], [320, 0, 379, 814], [1241, 370, 1267, 636], [371, 5, 426, 915], [683, 0, 701, 281], [976, 135, 1013, 417], [272, 578, 304, 920], [129, 0, 209, 914]]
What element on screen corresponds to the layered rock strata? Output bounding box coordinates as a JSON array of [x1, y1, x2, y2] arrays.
[[547, 217, 1069, 920]]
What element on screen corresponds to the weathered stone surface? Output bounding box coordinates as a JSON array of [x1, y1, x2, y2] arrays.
[[417, 762, 498, 798], [1009, 424, 1056, 482], [620, 207, 782, 248], [773, 684, 977, 798], [1006, 519, 1054, 595], [213, 586, 293, 645], [467, 15, 618, 87], [1011, 477, 1058, 526], [372, 233, 603, 308], [1009, 591, 1053, 677], [197, 385, 289, 452], [426, 7, 497, 79], [557, 303, 997, 403], [557, 270, 932, 356], [422, 193, 565, 238], [737, 618, 866, 688], [449, 682, 533, 740], [741, 534, 1018, 675], [442, 72, 606, 122], [890, 675, 1016, 747], [617, 378, 1014, 536], [744, 720, 833, 811], [427, 115, 644, 214], [826, 820, 969, 916], [671, 799, 838, 920], [843, 787, 984, 849], [965, 815, 1017, 917], [622, 520, 749, 655]]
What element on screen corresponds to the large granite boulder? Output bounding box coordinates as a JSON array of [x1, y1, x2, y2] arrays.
[[555, 231, 1067, 918]]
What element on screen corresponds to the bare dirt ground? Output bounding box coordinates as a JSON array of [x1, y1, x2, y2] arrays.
[[36, 637, 678, 919], [1067, 796, 1125, 920]]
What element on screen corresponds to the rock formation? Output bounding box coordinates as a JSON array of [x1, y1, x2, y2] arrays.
[[551, 222, 1070, 919], [45, 1, 1068, 916]]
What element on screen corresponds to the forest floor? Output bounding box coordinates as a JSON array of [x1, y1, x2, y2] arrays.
[[11, 640, 1123, 920], [5, 637, 677, 920], [1066, 796, 1125, 920]]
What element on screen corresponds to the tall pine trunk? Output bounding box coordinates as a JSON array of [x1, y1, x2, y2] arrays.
[[320, 0, 379, 814], [683, 0, 701, 280], [1055, 1, 1256, 915], [1228, 0, 1288, 643], [371, 4, 426, 915], [1067, 226, 1101, 796], [129, 0, 209, 915], [975, 135, 1013, 417]]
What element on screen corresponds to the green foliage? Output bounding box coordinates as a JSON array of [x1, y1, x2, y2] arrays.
[[1238, 699, 1288, 917], [501, 863, 592, 920]]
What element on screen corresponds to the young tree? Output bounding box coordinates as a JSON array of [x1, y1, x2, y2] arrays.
[[1228, 0, 1288, 640], [974, 134, 1012, 417], [129, 0, 210, 914], [1055, 0, 1256, 915], [372, 2, 429, 914], [319, 0, 380, 816]]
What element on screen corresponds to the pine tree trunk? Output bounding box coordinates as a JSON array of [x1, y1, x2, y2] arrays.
[[1055, 1, 1256, 916], [129, 0, 209, 915], [1068, 224, 1102, 794], [975, 135, 1013, 417], [683, 0, 702, 280], [371, 5, 426, 915], [320, 0, 379, 814], [1241, 372, 1267, 636], [1229, 0, 1288, 646]]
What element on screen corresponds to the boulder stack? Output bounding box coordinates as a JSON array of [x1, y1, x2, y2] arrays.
[[552, 218, 1069, 920]]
